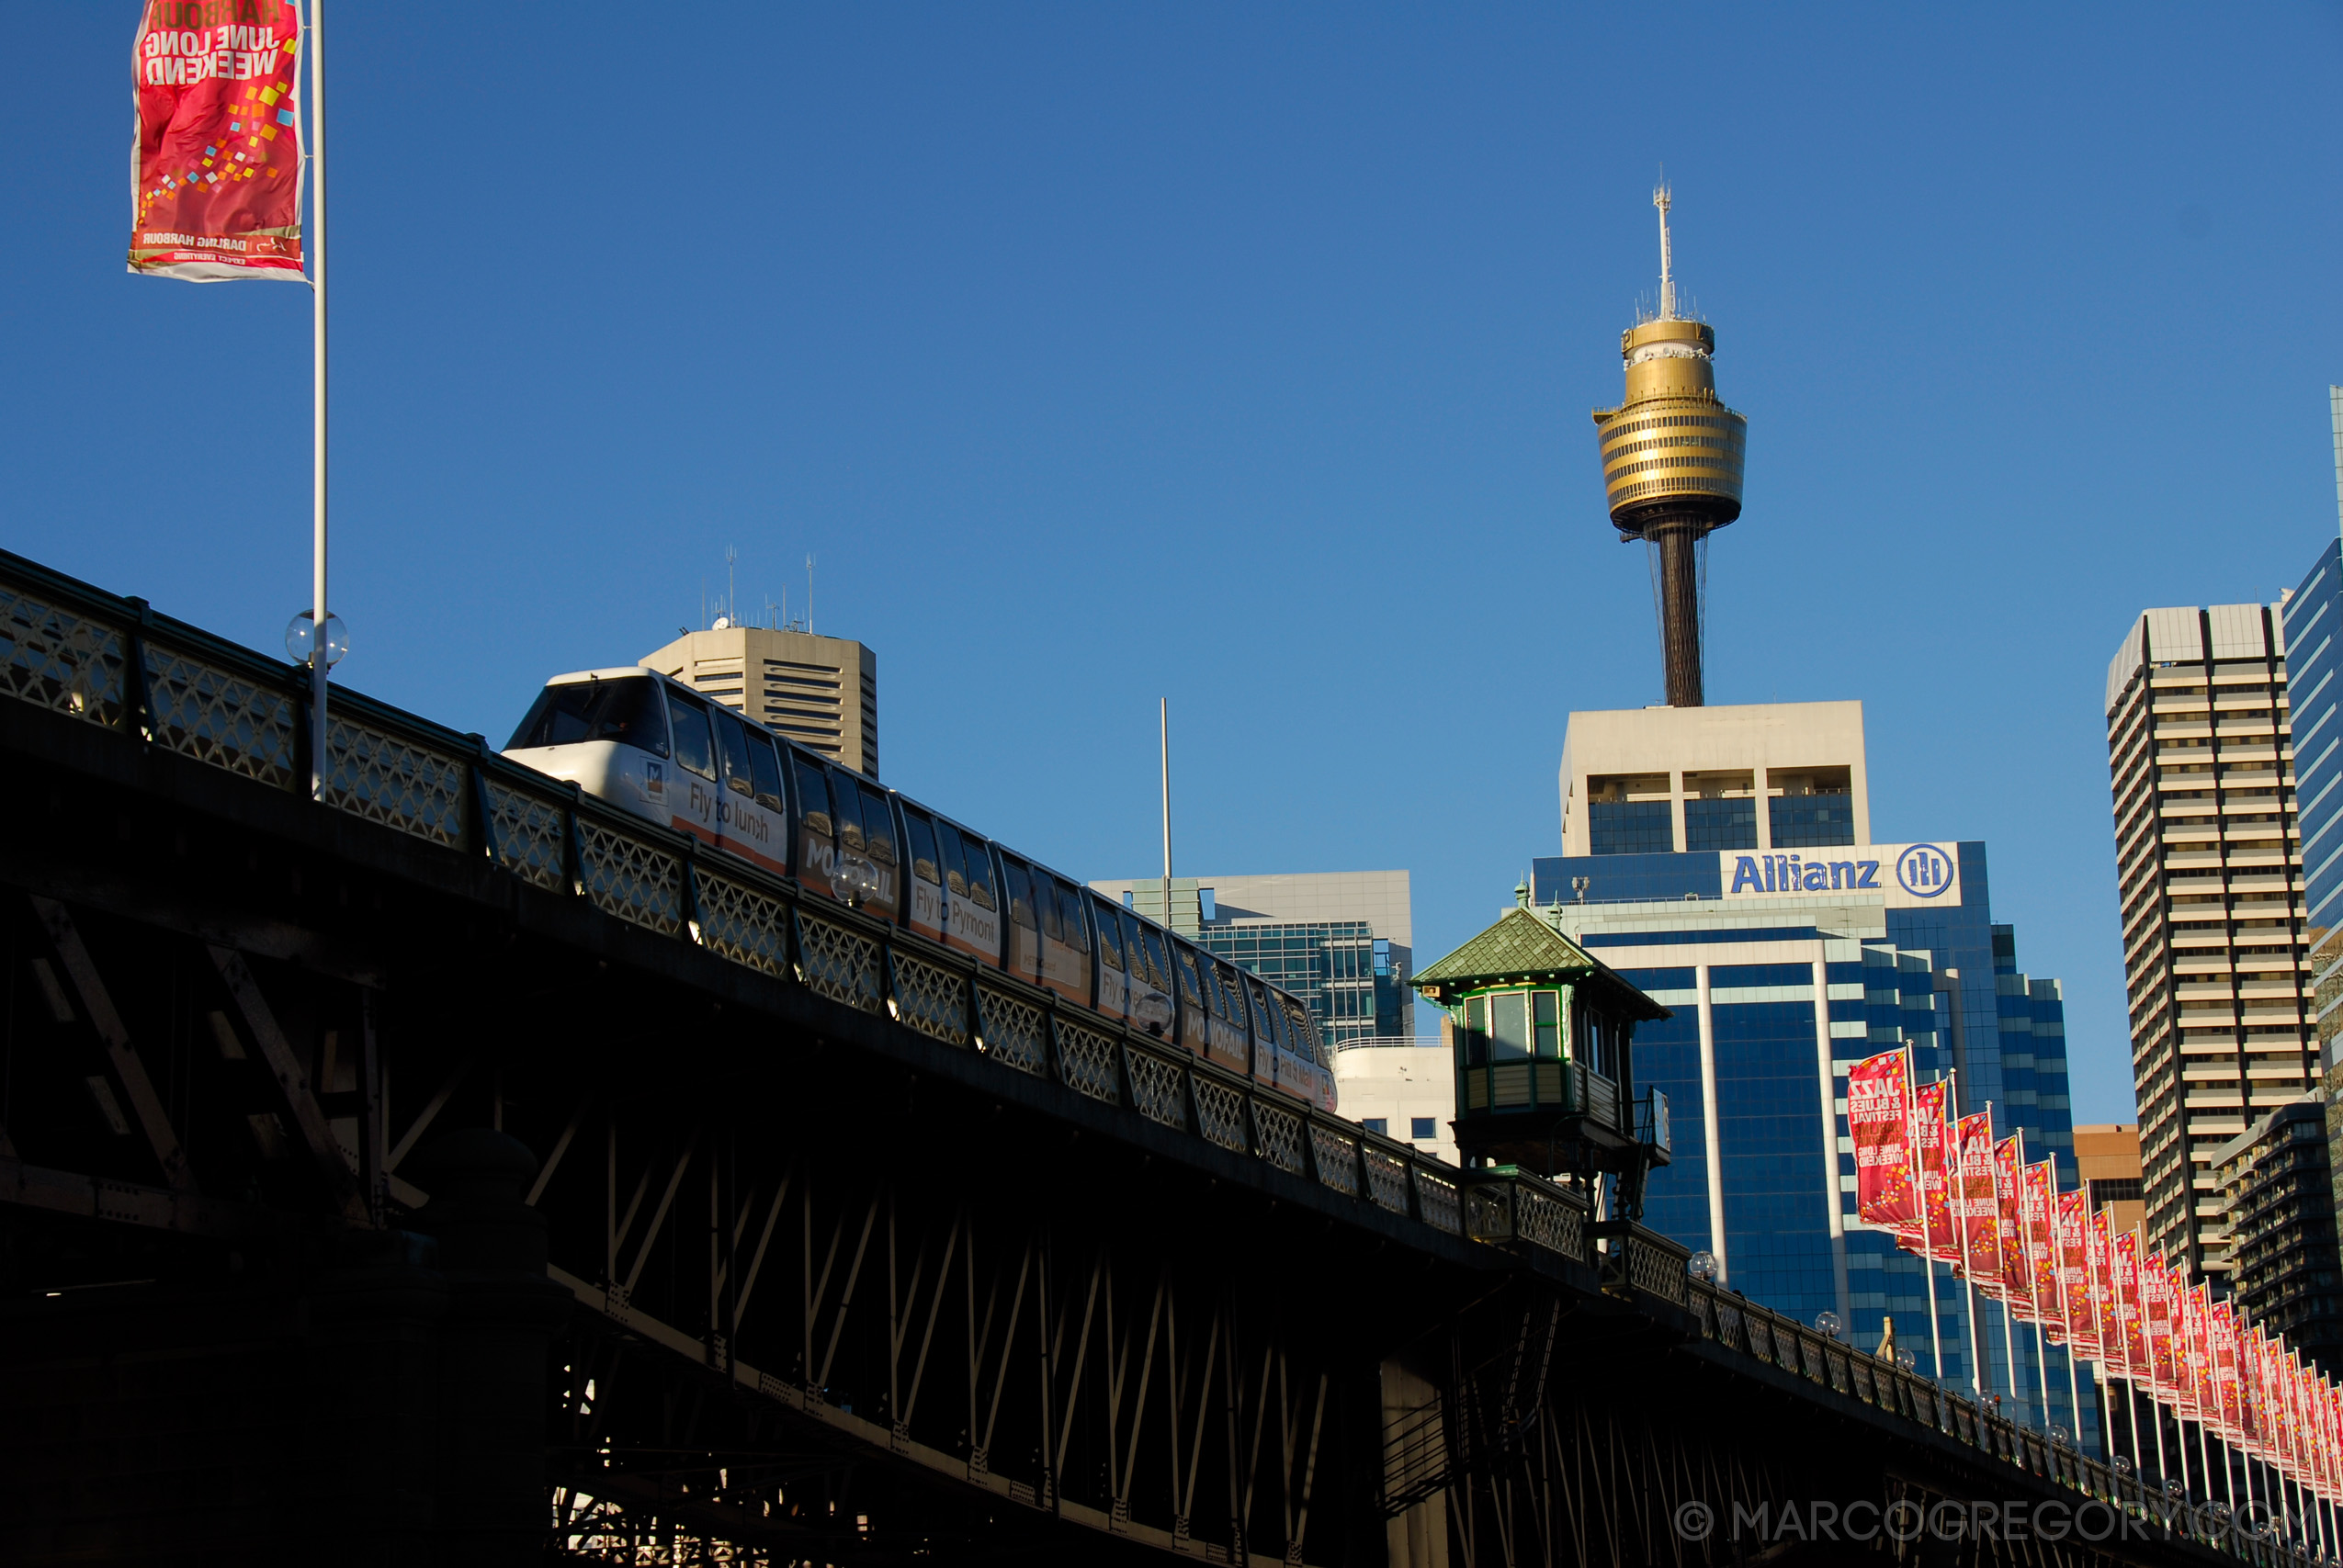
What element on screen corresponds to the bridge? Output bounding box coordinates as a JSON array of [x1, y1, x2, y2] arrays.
[[0, 546, 2308, 1567]]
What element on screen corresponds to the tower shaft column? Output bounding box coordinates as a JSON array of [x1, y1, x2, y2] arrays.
[[1652, 517, 1704, 707]]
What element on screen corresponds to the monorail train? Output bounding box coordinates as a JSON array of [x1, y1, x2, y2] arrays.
[[504, 667, 1336, 1110]]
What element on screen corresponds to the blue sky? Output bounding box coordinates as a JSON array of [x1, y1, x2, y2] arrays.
[[8, 5, 2342, 1123]]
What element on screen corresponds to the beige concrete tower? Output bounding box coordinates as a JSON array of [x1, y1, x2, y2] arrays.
[[1592, 187, 1749, 708], [641, 624, 878, 777], [2103, 604, 2313, 1277]]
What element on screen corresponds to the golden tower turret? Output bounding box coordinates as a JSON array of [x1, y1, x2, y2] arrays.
[[1591, 186, 1748, 707]]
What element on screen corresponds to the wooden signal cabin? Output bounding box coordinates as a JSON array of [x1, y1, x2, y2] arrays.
[[1411, 895, 1672, 1199]]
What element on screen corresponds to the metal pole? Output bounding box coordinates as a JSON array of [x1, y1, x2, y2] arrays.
[[2001, 1294, 2021, 1421], [1159, 698, 1172, 924], [307, 0, 328, 800], [1907, 1063, 1945, 1381]]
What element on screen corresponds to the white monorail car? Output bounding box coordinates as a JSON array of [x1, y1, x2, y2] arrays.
[[504, 668, 1336, 1110]]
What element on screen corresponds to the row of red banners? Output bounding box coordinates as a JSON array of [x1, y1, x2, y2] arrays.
[[1850, 1048, 2340, 1499]]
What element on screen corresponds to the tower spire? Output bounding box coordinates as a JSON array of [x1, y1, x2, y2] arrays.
[[1590, 187, 1748, 708], [1655, 184, 1675, 321]]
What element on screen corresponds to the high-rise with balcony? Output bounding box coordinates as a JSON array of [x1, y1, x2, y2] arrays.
[[2103, 604, 2314, 1278]]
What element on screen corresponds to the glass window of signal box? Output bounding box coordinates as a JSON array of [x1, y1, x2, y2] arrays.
[[1459, 990, 1568, 1066]]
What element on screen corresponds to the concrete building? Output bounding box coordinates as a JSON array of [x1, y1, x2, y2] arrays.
[[1559, 701, 1871, 860], [2073, 1123, 2145, 1238], [641, 624, 879, 777], [1523, 699, 2087, 1444], [1089, 871, 1414, 1050], [2103, 604, 2314, 1278], [1330, 1044, 1456, 1165], [2208, 1098, 2343, 1376]]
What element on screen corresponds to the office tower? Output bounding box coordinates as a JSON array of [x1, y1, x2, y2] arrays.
[[1089, 870, 1414, 1049], [1591, 187, 1749, 707], [1330, 1045, 1457, 1166], [1522, 700, 2087, 1445], [640, 625, 878, 777], [2103, 604, 2312, 1278], [2207, 1098, 2343, 1375], [2073, 1122, 2145, 1236]]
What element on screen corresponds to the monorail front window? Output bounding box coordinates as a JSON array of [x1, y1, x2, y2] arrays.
[[1090, 900, 1123, 971], [714, 713, 755, 798], [747, 731, 784, 810], [936, 821, 970, 896], [832, 777, 866, 854], [1056, 882, 1091, 952], [668, 691, 716, 779], [903, 808, 940, 886], [858, 787, 896, 865], [1003, 859, 1037, 931], [960, 837, 998, 910], [793, 756, 832, 838], [508, 676, 670, 756]]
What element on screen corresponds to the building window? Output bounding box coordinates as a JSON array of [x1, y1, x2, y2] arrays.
[[1683, 795, 1758, 852], [1770, 795, 1856, 848], [1411, 1116, 1436, 1140], [1363, 1118, 1388, 1134], [1590, 799, 1673, 855]]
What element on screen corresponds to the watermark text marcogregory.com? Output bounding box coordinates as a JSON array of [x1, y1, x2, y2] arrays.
[[1671, 1495, 2314, 1547]]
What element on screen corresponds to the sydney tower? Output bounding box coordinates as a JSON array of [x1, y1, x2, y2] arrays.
[[1591, 187, 1749, 707]]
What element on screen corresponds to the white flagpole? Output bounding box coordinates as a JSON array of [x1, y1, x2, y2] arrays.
[[1906, 1055, 1945, 1380], [307, 0, 328, 799]]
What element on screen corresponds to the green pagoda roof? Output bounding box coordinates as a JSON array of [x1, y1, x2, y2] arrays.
[[1410, 907, 1670, 1021]]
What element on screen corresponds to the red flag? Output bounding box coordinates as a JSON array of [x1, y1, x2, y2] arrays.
[[2139, 1255, 2179, 1404], [1850, 1050, 1917, 1232], [1909, 1082, 1959, 1265], [1952, 1112, 1998, 1282], [2056, 1187, 2098, 1356], [131, 1, 306, 279], [2112, 1230, 2146, 1377], [2211, 1298, 2244, 1443], [1993, 1136, 2030, 1310], [2090, 1209, 2122, 1372], [2022, 1163, 2059, 1331]]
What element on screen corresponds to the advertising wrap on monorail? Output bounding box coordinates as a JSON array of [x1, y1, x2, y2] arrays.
[[130, 1, 304, 280]]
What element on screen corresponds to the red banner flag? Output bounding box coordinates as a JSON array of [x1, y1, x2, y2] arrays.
[[2112, 1230, 2146, 1378], [1993, 1135, 2031, 1311], [130, 0, 306, 280], [2089, 1208, 2122, 1371], [2211, 1298, 2244, 1443], [2022, 1162, 2059, 1331], [2056, 1188, 2097, 1355], [2170, 1278, 2203, 1421], [1952, 1112, 1998, 1283], [1910, 1081, 1959, 1265], [1850, 1050, 1917, 1232], [2140, 1255, 2179, 1404]]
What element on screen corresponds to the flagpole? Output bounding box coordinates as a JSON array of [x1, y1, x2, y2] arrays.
[[306, 0, 329, 799], [1907, 1058, 1945, 1380], [1951, 1074, 1984, 1399]]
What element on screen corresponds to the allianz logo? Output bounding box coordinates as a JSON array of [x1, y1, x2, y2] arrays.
[[1728, 844, 1955, 899]]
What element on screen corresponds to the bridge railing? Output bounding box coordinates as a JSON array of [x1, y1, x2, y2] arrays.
[[0, 549, 1503, 1242], [1689, 1278, 2322, 1563]]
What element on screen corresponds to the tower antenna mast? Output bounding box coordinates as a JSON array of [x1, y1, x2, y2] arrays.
[[1655, 184, 1675, 321]]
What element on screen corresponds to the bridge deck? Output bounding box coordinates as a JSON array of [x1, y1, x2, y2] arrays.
[[0, 549, 2300, 1568]]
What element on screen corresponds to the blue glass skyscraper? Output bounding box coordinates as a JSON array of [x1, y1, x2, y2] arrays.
[[1535, 700, 2090, 1449]]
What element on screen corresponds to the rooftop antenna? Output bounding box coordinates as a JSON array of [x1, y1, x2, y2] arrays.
[[807, 554, 816, 637], [723, 544, 738, 627], [1160, 699, 1172, 910], [1654, 182, 1676, 321]]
